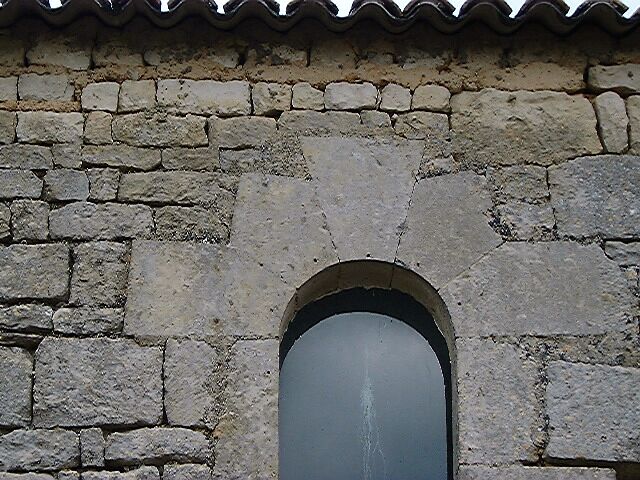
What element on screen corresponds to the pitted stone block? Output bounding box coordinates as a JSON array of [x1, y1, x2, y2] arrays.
[[53, 307, 123, 335], [0, 170, 42, 199], [0, 347, 32, 427], [82, 145, 161, 171], [70, 242, 128, 307], [604, 241, 640, 266], [324, 82, 377, 110], [118, 80, 156, 112], [84, 112, 113, 145], [80, 428, 105, 468], [412, 85, 450, 112], [18, 74, 74, 101], [0, 429, 79, 471], [10, 200, 49, 240], [17, 112, 83, 144], [379, 84, 411, 112], [88, 169, 119, 201], [588, 64, 640, 94], [252, 82, 292, 116], [0, 144, 53, 170], [208, 116, 276, 148], [44, 169, 89, 202], [112, 114, 207, 147], [157, 79, 250, 116], [0, 111, 15, 144], [82, 467, 159, 480], [81, 83, 119, 112], [0, 76, 17, 101]]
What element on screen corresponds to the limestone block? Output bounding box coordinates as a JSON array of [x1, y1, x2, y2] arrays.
[[49, 202, 153, 240], [291, 82, 324, 110], [18, 74, 74, 101], [0, 170, 41, 199], [605, 241, 640, 266], [412, 85, 451, 112], [10, 200, 49, 240], [88, 169, 119, 201], [105, 428, 209, 464], [17, 112, 83, 144], [0, 204, 7, 239], [0, 76, 17, 101], [70, 242, 128, 307], [495, 201, 555, 240], [0, 429, 79, 470], [52, 144, 82, 169], [394, 111, 451, 159], [441, 242, 634, 337], [458, 466, 616, 480], [324, 82, 377, 110], [278, 110, 361, 134], [164, 339, 218, 427], [396, 172, 502, 288], [629, 96, 640, 153], [118, 80, 156, 112], [594, 91, 629, 153], [0, 347, 32, 427], [157, 80, 250, 116], [0, 144, 53, 169], [0, 304, 52, 332], [487, 165, 549, 202], [360, 110, 391, 128], [34, 338, 162, 427], [161, 148, 219, 171], [301, 136, 421, 261], [0, 474, 54, 480], [457, 338, 538, 464], [82, 145, 161, 171], [81, 83, 119, 112], [588, 64, 640, 94], [80, 428, 105, 468], [219, 148, 267, 175], [112, 114, 207, 147], [451, 90, 601, 168], [53, 307, 123, 335], [44, 169, 89, 201], [208, 116, 276, 148], [252, 82, 292, 115], [82, 467, 159, 480], [549, 155, 639, 238], [0, 111, 15, 144], [546, 361, 640, 462], [155, 206, 229, 243], [379, 83, 411, 112], [212, 340, 278, 480], [0, 244, 69, 301], [26, 37, 91, 70], [84, 112, 113, 145], [164, 464, 212, 480]]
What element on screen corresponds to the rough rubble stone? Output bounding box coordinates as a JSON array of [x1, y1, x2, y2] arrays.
[[82, 467, 159, 480], [26, 37, 91, 70], [278, 110, 361, 134], [441, 242, 634, 337], [0, 429, 79, 471], [604, 241, 640, 266], [301, 136, 421, 261], [118, 80, 156, 112], [163, 464, 212, 480], [0, 204, 7, 239], [549, 155, 639, 238], [451, 89, 601, 167], [379, 83, 411, 112], [588, 64, 640, 94], [546, 361, 640, 463], [291, 82, 324, 110], [412, 85, 451, 112], [81, 83, 119, 112], [57, 472, 78, 480], [52, 144, 82, 169], [155, 206, 229, 243], [162, 148, 219, 171], [0, 474, 55, 480], [219, 148, 267, 175], [88, 169, 120, 201], [18, 74, 74, 101], [0, 304, 52, 332], [0, 347, 32, 427], [394, 111, 451, 159], [628, 96, 640, 153], [44, 169, 89, 201], [53, 307, 123, 335], [458, 466, 616, 480], [104, 428, 210, 465], [0, 144, 53, 170], [34, 337, 162, 427], [252, 82, 292, 115], [0, 111, 15, 144], [0, 170, 42, 199], [594, 91, 629, 153], [49, 202, 153, 240], [324, 82, 378, 110], [157, 79, 251, 116], [397, 172, 502, 288], [82, 145, 161, 171], [17, 112, 83, 144], [70, 241, 128, 307], [80, 428, 105, 468], [84, 112, 113, 145], [457, 338, 538, 464], [10, 200, 49, 240], [164, 339, 218, 427], [360, 110, 391, 128], [495, 201, 555, 240], [112, 114, 207, 147], [92, 39, 144, 67], [0, 244, 69, 301], [0, 76, 17, 101], [487, 165, 550, 202], [208, 116, 276, 148]]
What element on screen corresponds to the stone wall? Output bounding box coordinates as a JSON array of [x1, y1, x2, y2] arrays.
[[0, 16, 638, 480]]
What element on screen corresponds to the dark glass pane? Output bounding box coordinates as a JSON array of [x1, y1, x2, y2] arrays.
[[279, 311, 447, 480]]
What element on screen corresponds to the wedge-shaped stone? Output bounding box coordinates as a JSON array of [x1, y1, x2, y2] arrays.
[[157, 79, 250, 116], [112, 114, 207, 147], [0, 347, 32, 427], [441, 242, 634, 337], [588, 64, 640, 94], [546, 361, 640, 463], [549, 155, 639, 238], [105, 428, 209, 464], [0, 429, 79, 471], [82, 146, 161, 171], [451, 89, 601, 168], [17, 112, 83, 144], [397, 172, 501, 288], [459, 466, 616, 480], [82, 467, 159, 480], [34, 338, 162, 427], [301, 136, 421, 261]]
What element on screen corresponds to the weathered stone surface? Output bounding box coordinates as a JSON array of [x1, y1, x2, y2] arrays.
[[0, 429, 79, 470], [278, 110, 361, 134], [17, 112, 83, 144], [70, 242, 128, 307], [324, 82, 377, 110], [628, 96, 640, 153], [252, 82, 291, 115], [84, 112, 113, 145], [53, 307, 123, 335], [105, 428, 209, 464], [163, 464, 212, 480], [458, 466, 616, 480], [441, 242, 633, 336], [0, 347, 32, 427], [487, 165, 549, 202], [164, 339, 218, 427], [82, 467, 159, 480], [88, 169, 119, 201], [495, 201, 555, 240], [0, 304, 52, 332], [57, 473, 79, 480], [157, 80, 250, 116], [360, 110, 391, 128], [44, 169, 89, 201], [52, 144, 81, 169], [208, 117, 276, 148], [80, 428, 104, 468], [231, 174, 337, 285], [155, 206, 229, 243], [549, 155, 639, 238], [0, 204, 7, 239], [34, 337, 162, 427], [594, 91, 629, 153], [0, 76, 17, 101], [605, 241, 640, 266], [0, 170, 41, 199], [92, 39, 144, 68], [397, 172, 502, 288], [213, 340, 278, 480], [379, 83, 411, 112], [112, 114, 207, 147], [10, 200, 49, 240], [394, 111, 451, 159], [451, 90, 601, 167], [82, 145, 161, 171], [291, 82, 324, 110], [0, 244, 69, 301], [588, 64, 640, 94], [49, 202, 153, 240], [219, 148, 267, 175], [0, 111, 15, 144], [26, 37, 91, 70], [18, 74, 74, 101], [162, 148, 218, 171], [301, 136, 421, 261], [81, 83, 119, 112], [0, 474, 55, 480], [118, 80, 156, 112], [412, 85, 451, 112], [546, 361, 640, 462], [0, 144, 53, 170]]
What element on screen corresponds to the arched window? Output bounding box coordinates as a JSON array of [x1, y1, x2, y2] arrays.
[[280, 287, 452, 480]]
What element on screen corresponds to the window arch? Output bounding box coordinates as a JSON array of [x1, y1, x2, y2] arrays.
[[279, 287, 453, 480]]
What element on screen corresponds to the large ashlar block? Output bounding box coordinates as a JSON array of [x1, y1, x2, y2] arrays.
[[0, 429, 79, 471], [17, 112, 84, 144], [458, 466, 616, 480], [157, 79, 250, 116]]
